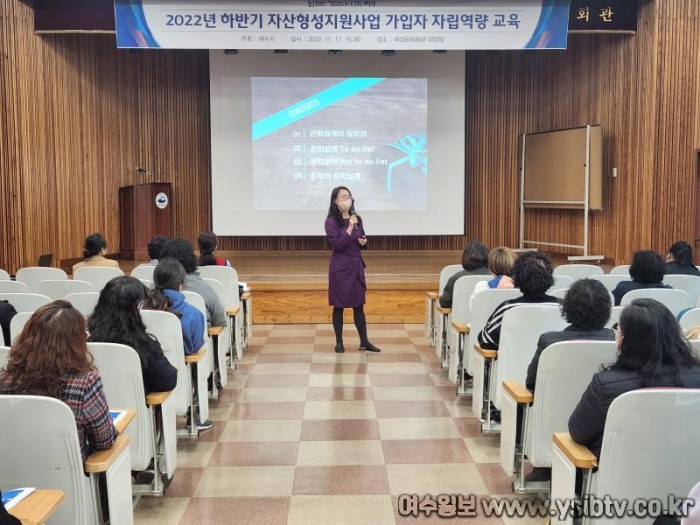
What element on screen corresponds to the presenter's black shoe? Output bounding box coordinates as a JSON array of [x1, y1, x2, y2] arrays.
[[359, 343, 381, 352], [335, 343, 345, 353]]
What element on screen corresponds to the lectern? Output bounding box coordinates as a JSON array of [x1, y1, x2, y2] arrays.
[[119, 183, 173, 260]]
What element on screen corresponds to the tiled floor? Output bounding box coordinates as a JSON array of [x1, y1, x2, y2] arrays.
[[133, 324, 547, 525]]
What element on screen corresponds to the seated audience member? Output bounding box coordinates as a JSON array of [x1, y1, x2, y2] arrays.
[[88, 276, 177, 394], [160, 238, 226, 327], [469, 246, 517, 310], [0, 299, 17, 346], [135, 235, 169, 269], [665, 240, 700, 276], [478, 251, 558, 351], [439, 241, 491, 308], [569, 298, 700, 458], [72, 232, 120, 273], [0, 301, 117, 461], [526, 279, 615, 391], [611, 250, 671, 305], [198, 231, 231, 267], [145, 258, 205, 356]]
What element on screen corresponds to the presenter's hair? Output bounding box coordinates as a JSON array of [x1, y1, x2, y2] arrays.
[[83, 233, 107, 259], [327, 186, 358, 226], [147, 235, 169, 261], [562, 278, 611, 330], [198, 231, 219, 266], [1, 300, 92, 397], [667, 241, 694, 266], [629, 250, 665, 284], [611, 298, 699, 386], [487, 247, 517, 277], [511, 251, 554, 296], [461, 241, 489, 271], [160, 238, 198, 274]]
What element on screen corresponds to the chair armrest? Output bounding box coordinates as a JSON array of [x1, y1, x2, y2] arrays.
[[553, 432, 598, 469], [503, 380, 533, 404], [426, 291, 438, 300], [437, 306, 451, 315], [185, 346, 208, 363], [9, 490, 64, 525], [208, 326, 225, 336], [241, 291, 252, 301], [226, 306, 240, 316], [111, 408, 135, 434], [451, 321, 470, 334], [474, 344, 498, 359], [84, 434, 130, 473], [146, 390, 173, 406]]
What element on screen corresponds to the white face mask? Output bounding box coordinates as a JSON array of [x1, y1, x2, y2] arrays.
[[337, 199, 353, 212]]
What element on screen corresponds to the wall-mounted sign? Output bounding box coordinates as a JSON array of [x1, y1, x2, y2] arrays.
[[569, 0, 638, 33]]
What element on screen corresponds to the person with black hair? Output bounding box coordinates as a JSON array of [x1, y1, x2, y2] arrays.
[[569, 298, 700, 457], [198, 231, 231, 267], [438, 241, 491, 308], [526, 279, 615, 391], [325, 186, 380, 354], [72, 233, 120, 272], [159, 238, 225, 327], [87, 276, 177, 394], [611, 250, 671, 305], [135, 235, 169, 269], [665, 241, 700, 276], [477, 251, 559, 351]]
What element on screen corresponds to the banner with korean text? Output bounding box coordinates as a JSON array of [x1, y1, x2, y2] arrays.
[[115, 0, 570, 50]]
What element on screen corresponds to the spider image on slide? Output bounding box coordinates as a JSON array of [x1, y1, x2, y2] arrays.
[[385, 133, 428, 193]]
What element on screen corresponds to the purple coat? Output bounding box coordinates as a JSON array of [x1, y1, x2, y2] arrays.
[[325, 216, 367, 308]]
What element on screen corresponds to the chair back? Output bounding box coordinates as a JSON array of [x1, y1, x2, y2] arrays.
[[182, 290, 213, 418], [606, 306, 624, 328], [197, 266, 240, 307], [89, 342, 154, 471], [610, 264, 631, 276], [591, 274, 629, 294], [9, 311, 33, 342], [553, 264, 604, 280], [447, 275, 490, 383], [620, 288, 691, 317], [525, 341, 618, 468], [130, 265, 156, 281], [0, 281, 30, 293], [437, 264, 465, 294], [549, 288, 568, 301], [0, 293, 51, 313], [15, 267, 68, 292], [139, 278, 155, 290], [663, 274, 700, 307], [679, 307, 700, 331], [492, 304, 566, 410], [0, 345, 9, 368], [199, 279, 231, 387], [73, 266, 124, 291], [547, 275, 574, 294], [0, 269, 10, 280], [0, 395, 95, 524], [141, 310, 190, 415], [590, 389, 700, 524], [36, 279, 95, 301], [64, 292, 100, 318]]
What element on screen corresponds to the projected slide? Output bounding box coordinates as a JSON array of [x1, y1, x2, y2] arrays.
[[251, 77, 427, 211]]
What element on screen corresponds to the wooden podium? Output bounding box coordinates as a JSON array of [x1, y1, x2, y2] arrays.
[[119, 183, 173, 260]]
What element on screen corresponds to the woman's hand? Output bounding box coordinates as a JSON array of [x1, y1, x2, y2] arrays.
[[349, 215, 359, 227], [358, 236, 368, 247]]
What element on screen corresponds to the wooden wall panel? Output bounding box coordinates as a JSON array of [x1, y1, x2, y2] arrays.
[[2, 0, 700, 273]]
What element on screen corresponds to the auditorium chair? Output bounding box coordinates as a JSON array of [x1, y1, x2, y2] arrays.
[[445, 275, 489, 389], [0, 395, 134, 525], [425, 263, 462, 346], [0, 269, 10, 280], [65, 291, 101, 318], [499, 341, 617, 495], [679, 307, 700, 330], [182, 290, 214, 415], [551, 389, 700, 525], [73, 267, 124, 292], [89, 342, 177, 497], [198, 279, 230, 392], [141, 309, 207, 439], [138, 278, 154, 290], [552, 264, 604, 281], [590, 274, 630, 294], [15, 266, 68, 292], [620, 288, 691, 317], [464, 289, 521, 402], [606, 306, 624, 329], [0, 280, 30, 293], [0, 345, 8, 368], [548, 275, 574, 294], [550, 288, 615, 305], [473, 304, 566, 433], [663, 274, 700, 307], [0, 292, 51, 313], [130, 265, 156, 282], [609, 264, 631, 276], [9, 311, 32, 341], [36, 279, 95, 300]]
